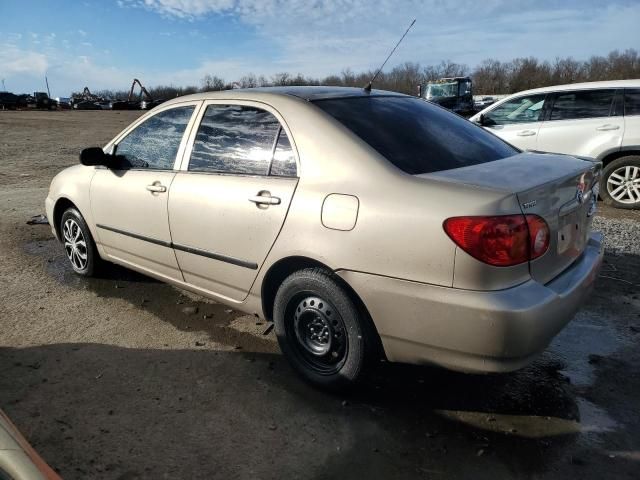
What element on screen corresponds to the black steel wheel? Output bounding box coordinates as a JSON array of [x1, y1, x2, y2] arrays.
[[273, 268, 374, 390]]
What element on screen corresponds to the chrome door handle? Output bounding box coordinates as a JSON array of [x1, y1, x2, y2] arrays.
[[146, 184, 167, 193], [596, 124, 620, 131], [249, 193, 281, 206], [516, 130, 536, 137]]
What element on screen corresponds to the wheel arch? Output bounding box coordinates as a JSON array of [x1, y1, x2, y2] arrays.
[[260, 255, 385, 358], [52, 197, 79, 241], [598, 148, 640, 167]]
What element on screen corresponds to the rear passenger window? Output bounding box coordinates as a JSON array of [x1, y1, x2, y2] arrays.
[[115, 106, 195, 169], [625, 89, 640, 116], [550, 89, 615, 120], [190, 105, 280, 175], [269, 129, 297, 177]]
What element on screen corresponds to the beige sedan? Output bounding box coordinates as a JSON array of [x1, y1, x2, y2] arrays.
[[46, 87, 603, 389]]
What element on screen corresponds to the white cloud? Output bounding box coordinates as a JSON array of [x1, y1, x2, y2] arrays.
[[0, 35, 130, 96], [117, 0, 640, 78], [0, 44, 49, 75]]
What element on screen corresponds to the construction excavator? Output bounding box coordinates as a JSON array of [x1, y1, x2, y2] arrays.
[[112, 78, 164, 110]]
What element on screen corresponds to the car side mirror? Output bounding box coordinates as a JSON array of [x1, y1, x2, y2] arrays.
[[474, 113, 490, 126], [79, 147, 111, 167]]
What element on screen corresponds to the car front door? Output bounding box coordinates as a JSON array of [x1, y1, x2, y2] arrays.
[[91, 103, 199, 280], [536, 88, 624, 157], [168, 103, 299, 302], [481, 93, 547, 150]]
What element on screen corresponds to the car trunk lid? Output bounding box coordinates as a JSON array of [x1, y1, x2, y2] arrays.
[[423, 152, 601, 284]]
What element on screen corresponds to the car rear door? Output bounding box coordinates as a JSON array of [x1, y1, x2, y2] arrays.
[[168, 102, 299, 302], [536, 88, 624, 157], [623, 88, 640, 149], [481, 93, 547, 150], [91, 103, 199, 280]]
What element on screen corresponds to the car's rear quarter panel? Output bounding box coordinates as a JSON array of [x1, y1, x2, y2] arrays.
[[249, 99, 528, 304]]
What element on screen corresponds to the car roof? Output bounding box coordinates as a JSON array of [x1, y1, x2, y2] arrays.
[[505, 79, 640, 97], [162, 86, 408, 106]]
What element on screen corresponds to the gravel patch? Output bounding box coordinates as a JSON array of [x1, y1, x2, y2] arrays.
[[592, 215, 640, 255]]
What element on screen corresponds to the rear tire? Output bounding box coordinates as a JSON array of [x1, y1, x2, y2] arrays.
[[60, 207, 100, 276], [273, 268, 372, 390], [601, 156, 640, 209]]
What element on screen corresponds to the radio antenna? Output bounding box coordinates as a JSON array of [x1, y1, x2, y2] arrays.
[[364, 19, 416, 93]]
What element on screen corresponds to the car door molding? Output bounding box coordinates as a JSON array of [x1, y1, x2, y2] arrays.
[[96, 223, 172, 248], [172, 242, 258, 270], [95, 223, 258, 269]]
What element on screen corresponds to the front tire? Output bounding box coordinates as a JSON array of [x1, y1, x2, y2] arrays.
[[601, 156, 640, 209], [273, 268, 372, 390], [60, 207, 100, 276]]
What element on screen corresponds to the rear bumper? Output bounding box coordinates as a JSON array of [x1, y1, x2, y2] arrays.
[[338, 232, 604, 373]]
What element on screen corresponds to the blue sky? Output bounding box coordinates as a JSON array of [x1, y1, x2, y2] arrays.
[[1, 0, 639, 97]]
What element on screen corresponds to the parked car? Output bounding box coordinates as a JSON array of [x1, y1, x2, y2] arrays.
[[471, 80, 640, 209], [0, 409, 60, 479], [474, 96, 496, 109], [46, 87, 603, 389]]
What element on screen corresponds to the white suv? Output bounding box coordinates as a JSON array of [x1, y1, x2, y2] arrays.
[[471, 80, 640, 209]]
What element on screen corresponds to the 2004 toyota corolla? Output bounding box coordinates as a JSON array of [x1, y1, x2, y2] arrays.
[[46, 87, 604, 389]]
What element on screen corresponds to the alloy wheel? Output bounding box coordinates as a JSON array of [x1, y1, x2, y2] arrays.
[[607, 165, 640, 205], [63, 218, 88, 271]]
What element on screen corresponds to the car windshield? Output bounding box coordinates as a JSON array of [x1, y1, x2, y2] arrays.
[[313, 96, 518, 175], [426, 82, 458, 99]]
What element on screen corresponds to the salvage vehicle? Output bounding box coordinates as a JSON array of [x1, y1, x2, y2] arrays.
[[471, 80, 640, 209], [420, 76, 475, 116], [0, 409, 60, 479], [46, 87, 603, 389], [71, 87, 106, 110], [474, 96, 496, 109]]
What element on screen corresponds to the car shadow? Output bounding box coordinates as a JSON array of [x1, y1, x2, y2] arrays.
[[1, 343, 583, 480], [17, 235, 640, 479]]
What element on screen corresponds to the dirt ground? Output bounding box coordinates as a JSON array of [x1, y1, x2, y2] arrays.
[[0, 110, 639, 479]]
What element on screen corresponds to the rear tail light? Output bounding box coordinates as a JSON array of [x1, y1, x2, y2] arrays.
[[525, 215, 550, 260], [443, 214, 549, 267]]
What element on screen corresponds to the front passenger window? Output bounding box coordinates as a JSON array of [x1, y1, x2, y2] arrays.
[[189, 105, 281, 175], [484, 94, 546, 125], [115, 106, 195, 169]]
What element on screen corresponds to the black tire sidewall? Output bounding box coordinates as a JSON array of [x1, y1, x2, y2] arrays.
[[60, 207, 96, 276], [601, 156, 640, 209], [273, 268, 366, 390]]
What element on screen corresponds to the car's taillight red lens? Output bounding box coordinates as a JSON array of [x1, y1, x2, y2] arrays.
[[443, 214, 549, 267]]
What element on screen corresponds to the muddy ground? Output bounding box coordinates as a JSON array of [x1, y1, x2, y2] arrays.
[[0, 110, 639, 479]]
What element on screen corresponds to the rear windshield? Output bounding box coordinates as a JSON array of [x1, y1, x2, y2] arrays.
[[313, 96, 518, 174]]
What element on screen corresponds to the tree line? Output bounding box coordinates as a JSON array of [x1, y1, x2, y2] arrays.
[[85, 48, 639, 100]]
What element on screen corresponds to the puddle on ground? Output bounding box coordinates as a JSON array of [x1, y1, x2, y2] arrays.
[[548, 306, 631, 441], [24, 237, 278, 354]]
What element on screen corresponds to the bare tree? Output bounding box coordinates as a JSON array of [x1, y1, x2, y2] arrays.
[[201, 74, 226, 91]]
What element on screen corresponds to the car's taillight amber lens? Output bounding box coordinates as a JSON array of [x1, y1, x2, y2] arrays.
[[443, 214, 549, 267]]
